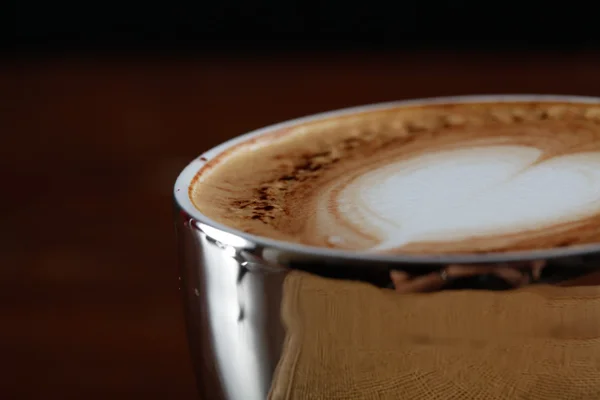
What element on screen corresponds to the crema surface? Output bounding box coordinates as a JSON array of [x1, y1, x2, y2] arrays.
[[191, 101, 600, 254]]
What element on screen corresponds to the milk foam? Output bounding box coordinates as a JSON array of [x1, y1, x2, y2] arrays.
[[190, 100, 600, 253], [335, 146, 600, 251]]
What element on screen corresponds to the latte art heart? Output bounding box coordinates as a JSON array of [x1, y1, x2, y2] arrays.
[[333, 146, 600, 252], [191, 101, 600, 254]]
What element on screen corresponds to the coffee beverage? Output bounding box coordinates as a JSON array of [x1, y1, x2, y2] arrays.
[[190, 99, 600, 254]]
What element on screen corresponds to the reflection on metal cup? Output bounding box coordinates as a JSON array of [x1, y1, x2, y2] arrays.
[[175, 203, 600, 400]]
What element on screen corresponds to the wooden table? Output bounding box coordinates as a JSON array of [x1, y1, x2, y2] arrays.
[[3, 51, 600, 399]]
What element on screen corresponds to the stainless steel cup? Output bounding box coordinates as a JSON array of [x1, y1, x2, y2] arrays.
[[174, 95, 600, 400]]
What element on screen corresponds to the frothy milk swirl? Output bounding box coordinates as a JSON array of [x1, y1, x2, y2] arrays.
[[190, 101, 600, 254], [331, 146, 600, 252]]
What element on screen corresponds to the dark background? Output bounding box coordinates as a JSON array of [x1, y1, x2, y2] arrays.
[[5, 0, 600, 53], [3, 1, 600, 399]]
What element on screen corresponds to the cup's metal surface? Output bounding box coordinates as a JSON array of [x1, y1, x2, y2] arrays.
[[175, 207, 407, 400], [174, 95, 600, 400]]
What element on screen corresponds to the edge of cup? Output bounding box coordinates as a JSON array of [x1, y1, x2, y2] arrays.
[[174, 94, 600, 264]]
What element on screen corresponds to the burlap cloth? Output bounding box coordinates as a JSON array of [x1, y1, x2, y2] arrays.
[[269, 271, 600, 400]]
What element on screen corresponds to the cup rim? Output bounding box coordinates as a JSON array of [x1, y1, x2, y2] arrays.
[[174, 94, 600, 264]]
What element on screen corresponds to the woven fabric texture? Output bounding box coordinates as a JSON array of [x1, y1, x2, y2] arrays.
[[270, 271, 600, 400]]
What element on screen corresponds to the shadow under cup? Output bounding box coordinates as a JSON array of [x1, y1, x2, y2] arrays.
[[174, 95, 600, 400]]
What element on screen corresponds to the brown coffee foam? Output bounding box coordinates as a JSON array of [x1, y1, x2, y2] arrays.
[[190, 101, 600, 254]]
